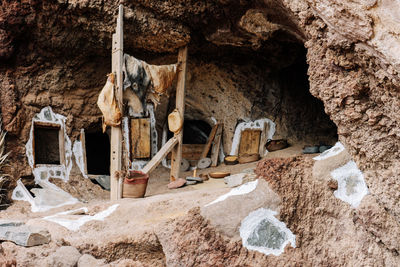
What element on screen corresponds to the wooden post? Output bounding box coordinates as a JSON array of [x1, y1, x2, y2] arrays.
[[200, 123, 219, 159], [170, 46, 188, 181], [110, 4, 124, 201], [80, 129, 87, 175], [210, 123, 223, 167]]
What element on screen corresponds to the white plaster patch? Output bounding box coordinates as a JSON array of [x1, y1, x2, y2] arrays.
[[313, 142, 345, 161], [230, 118, 276, 156], [43, 204, 119, 231], [330, 161, 369, 208], [148, 104, 158, 158], [12, 180, 79, 213], [161, 123, 171, 169], [123, 116, 130, 161], [25, 107, 73, 183], [210, 116, 217, 125], [73, 140, 88, 179], [219, 143, 225, 164], [240, 208, 296, 256], [131, 160, 149, 171], [205, 180, 258, 207]]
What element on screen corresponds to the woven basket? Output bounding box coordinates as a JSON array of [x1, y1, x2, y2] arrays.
[[122, 171, 149, 198]]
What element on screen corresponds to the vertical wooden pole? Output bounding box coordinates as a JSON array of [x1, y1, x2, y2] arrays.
[[80, 129, 87, 175], [170, 46, 188, 181], [210, 124, 223, 167], [110, 4, 124, 201]]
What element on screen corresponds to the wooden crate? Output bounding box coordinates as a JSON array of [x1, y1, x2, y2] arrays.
[[167, 144, 205, 161]]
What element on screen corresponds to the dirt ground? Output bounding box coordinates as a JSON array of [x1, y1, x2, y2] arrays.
[[147, 143, 310, 197], [0, 144, 319, 266], [1, 144, 309, 220], [3, 144, 398, 266]]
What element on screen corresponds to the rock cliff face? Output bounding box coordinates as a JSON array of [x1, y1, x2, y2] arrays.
[[0, 0, 400, 264]]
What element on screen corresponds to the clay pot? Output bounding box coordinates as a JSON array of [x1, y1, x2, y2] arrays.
[[122, 171, 149, 198]]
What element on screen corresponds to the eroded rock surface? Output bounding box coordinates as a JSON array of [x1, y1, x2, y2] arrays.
[[1, 0, 400, 265]]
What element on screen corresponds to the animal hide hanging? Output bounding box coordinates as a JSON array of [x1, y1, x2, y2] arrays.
[[144, 63, 177, 108], [97, 73, 122, 132], [122, 55, 151, 117], [122, 53, 178, 116]]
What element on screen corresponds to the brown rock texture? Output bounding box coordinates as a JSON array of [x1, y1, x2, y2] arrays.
[[1, 0, 400, 265], [1, 155, 400, 265]]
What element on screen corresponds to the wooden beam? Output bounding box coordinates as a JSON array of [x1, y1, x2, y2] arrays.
[[142, 136, 178, 174], [170, 46, 188, 181], [33, 121, 61, 129], [210, 123, 223, 167], [110, 4, 124, 201], [58, 126, 66, 166], [200, 123, 219, 159], [80, 129, 88, 175]]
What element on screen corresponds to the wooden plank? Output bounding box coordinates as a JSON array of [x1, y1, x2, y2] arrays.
[[110, 4, 124, 201], [238, 129, 261, 156], [142, 136, 178, 174], [80, 129, 88, 175], [170, 46, 188, 181], [200, 123, 219, 159], [130, 118, 151, 158], [34, 121, 61, 129], [167, 144, 204, 160], [210, 124, 223, 166], [58, 126, 66, 165], [32, 123, 35, 168]]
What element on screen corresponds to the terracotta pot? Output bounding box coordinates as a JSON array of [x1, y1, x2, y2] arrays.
[[122, 171, 149, 198]]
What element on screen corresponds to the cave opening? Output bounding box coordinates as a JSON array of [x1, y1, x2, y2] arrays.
[[167, 119, 212, 145], [183, 120, 212, 144], [85, 131, 110, 175], [270, 47, 338, 145], [224, 43, 339, 147], [34, 125, 61, 165], [181, 26, 338, 153]]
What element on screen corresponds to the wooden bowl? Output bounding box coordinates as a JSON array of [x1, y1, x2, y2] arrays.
[[224, 155, 238, 165], [266, 139, 289, 152], [209, 171, 231, 178], [238, 153, 260, 164]]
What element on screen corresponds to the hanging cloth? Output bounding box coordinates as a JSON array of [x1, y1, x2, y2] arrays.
[[97, 73, 122, 132]]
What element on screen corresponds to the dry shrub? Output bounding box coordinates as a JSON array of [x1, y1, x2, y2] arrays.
[[0, 118, 10, 209]]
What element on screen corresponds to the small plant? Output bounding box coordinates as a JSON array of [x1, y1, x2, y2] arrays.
[[0, 118, 10, 209]]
